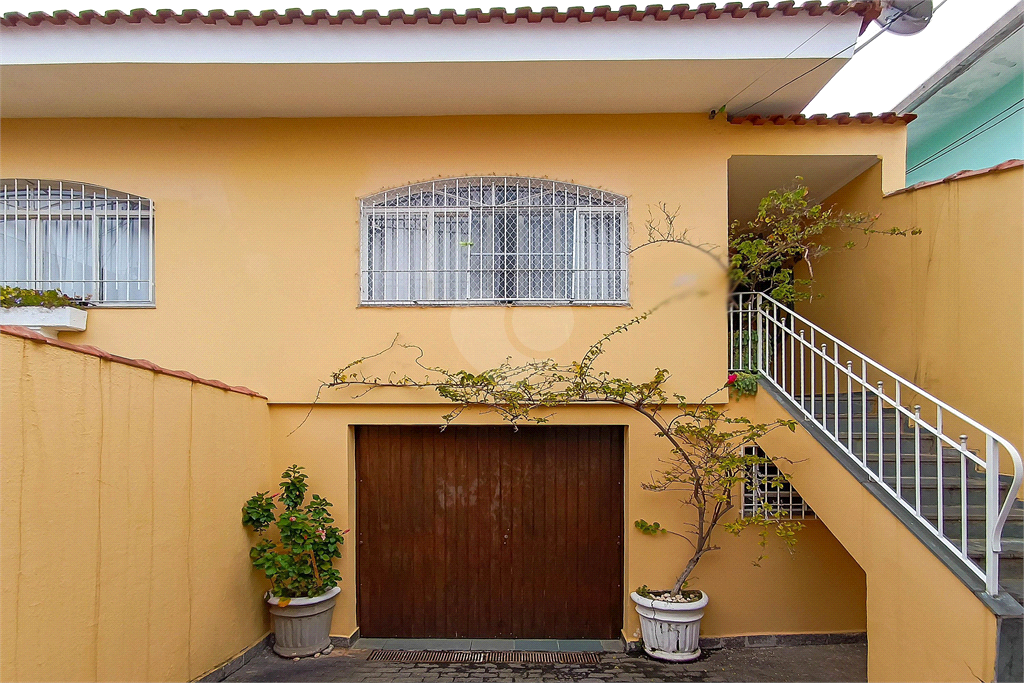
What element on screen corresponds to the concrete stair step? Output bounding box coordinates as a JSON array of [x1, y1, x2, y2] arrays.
[[849, 436, 941, 455], [919, 505, 1024, 522], [899, 476, 997, 490], [805, 408, 894, 422], [798, 394, 881, 411], [890, 483, 1001, 508], [967, 539, 1024, 560], [863, 459, 979, 481], [803, 396, 990, 440]]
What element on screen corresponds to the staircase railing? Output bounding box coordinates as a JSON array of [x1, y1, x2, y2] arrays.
[[729, 292, 1023, 597]]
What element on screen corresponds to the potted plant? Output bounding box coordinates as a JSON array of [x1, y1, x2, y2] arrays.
[[242, 465, 347, 658], [322, 334, 799, 662], [628, 375, 801, 661], [0, 286, 89, 338], [314, 184, 911, 661]]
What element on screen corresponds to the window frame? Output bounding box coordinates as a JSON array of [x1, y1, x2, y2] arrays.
[[1, 179, 156, 308], [741, 446, 814, 520], [359, 176, 629, 307]]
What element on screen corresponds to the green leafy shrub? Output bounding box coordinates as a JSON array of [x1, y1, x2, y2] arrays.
[[242, 465, 347, 600], [1, 286, 88, 309], [727, 372, 759, 397], [727, 182, 918, 304], [730, 331, 775, 373], [325, 315, 799, 598]]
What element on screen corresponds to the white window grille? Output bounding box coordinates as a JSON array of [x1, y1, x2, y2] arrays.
[[1, 179, 154, 306], [360, 176, 628, 305], [742, 446, 814, 519]]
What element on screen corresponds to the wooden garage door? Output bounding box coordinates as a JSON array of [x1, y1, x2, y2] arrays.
[[356, 425, 624, 639]]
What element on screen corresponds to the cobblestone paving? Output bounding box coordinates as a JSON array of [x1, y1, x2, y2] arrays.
[[226, 644, 866, 682]]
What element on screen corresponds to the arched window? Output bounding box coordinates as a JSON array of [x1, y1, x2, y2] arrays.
[[1, 179, 154, 305], [360, 177, 627, 305]]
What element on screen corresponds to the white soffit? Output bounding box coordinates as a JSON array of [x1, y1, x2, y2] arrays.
[[729, 155, 880, 226], [0, 14, 862, 118]]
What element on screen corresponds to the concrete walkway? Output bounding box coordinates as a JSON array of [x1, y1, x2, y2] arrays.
[[226, 643, 867, 682]]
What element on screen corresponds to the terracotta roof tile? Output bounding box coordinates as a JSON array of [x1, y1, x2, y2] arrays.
[[1, 2, 882, 28], [729, 112, 917, 125], [886, 159, 1024, 196], [0, 325, 267, 399]]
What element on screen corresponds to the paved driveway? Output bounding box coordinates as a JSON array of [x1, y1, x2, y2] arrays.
[[226, 643, 867, 682]]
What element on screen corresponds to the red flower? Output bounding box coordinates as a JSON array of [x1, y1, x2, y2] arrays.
[[726, 373, 738, 385]]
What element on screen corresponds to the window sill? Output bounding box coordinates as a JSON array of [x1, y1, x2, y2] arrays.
[[358, 301, 632, 308], [0, 306, 88, 339], [86, 302, 157, 309]]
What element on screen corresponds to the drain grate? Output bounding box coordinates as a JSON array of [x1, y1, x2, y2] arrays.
[[367, 650, 601, 664], [368, 650, 482, 663], [554, 652, 602, 664]]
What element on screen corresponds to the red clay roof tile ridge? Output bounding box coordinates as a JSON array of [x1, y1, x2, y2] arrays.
[[0, 3, 883, 28], [0, 325, 267, 399], [885, 159, 1024, 196]]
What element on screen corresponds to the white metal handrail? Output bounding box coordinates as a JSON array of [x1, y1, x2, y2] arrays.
[[729, 292, 1024, 597]]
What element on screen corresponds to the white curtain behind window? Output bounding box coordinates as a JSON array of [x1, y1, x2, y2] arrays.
[[39, 218, 94, 299], [0, 181, 154, 304], [361, 177, 627, 305]]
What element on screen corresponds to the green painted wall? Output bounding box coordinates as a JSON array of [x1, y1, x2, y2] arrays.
[[907, 75, 1023, 185]]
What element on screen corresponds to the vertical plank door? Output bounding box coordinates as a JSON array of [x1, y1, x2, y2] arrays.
[[356, 424, 624, 639]]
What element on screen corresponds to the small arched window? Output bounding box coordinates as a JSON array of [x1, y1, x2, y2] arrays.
[[1, 179, 154, 305], [360, 176, 628, 305]]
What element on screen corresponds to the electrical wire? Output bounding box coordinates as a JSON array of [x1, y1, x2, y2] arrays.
[[907, 97, 1024, 172], [718, 18, 841, 112], [906, 97, 1024, 173], [732, 0, 941, 116]]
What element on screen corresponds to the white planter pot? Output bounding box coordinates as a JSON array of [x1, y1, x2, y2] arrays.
[[0, 306, 87, 338], [630, 590, 709, 662], [266, 586, 340, 658]]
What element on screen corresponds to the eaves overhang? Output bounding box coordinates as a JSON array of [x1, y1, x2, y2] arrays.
[[0, 3, 872, 119]]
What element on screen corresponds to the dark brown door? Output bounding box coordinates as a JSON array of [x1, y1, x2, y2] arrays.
[[356, 424, 624, 639]]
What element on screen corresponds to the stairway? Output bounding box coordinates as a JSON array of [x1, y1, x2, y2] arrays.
[[734, 292, 1024, 679], [800, 393, 1024, 604]]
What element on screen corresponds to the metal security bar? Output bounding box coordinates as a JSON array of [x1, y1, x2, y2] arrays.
[[1, 179, 154, 306], [730, 292, 1024, 597], [360, 177, 628, 305], [742, 445, 814, 520]]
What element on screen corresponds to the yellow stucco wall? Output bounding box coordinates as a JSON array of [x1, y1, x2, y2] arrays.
[[0, 333, 273, 683], [744, 391, 999, 683], [268, 402, 868, 642], [798, 163, 1024, 459], [0, 115, 907, 406], [0, 114, 917, 676]]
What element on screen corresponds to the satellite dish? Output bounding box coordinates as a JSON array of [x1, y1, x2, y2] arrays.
[[876, 0, 934, 36]]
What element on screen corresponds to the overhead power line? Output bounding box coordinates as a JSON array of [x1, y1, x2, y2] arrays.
[[717, 18, 839, 113], [732, 0, 943, 116], [906, 97, 1024, 174]]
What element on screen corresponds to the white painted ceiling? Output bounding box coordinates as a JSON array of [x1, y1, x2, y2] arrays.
[[728, 155, 881, 226]]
